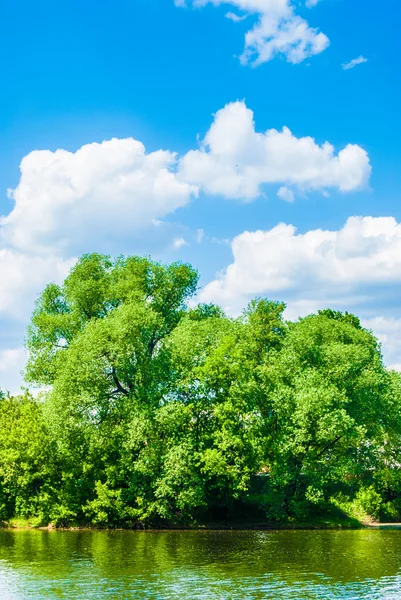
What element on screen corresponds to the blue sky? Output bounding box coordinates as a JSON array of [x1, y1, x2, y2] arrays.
[[0, 0, 400, 391]]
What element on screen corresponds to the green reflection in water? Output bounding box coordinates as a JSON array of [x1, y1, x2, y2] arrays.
[[1, 529, 401, 598]]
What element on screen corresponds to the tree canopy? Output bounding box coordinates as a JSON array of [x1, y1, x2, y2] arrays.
[[1, 253, 401, 527]]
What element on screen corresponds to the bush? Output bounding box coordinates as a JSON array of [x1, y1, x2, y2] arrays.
[[354, 486, 383, 519]]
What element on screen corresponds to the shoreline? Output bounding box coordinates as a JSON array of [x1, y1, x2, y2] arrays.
[[4, 519, 401, 532]]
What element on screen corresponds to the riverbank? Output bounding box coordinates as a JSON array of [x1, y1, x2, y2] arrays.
[[1, 514, 375, 531]]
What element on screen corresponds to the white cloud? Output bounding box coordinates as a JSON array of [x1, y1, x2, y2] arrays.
[[179, 101, 371, 200], [2, 138, 197, 254], [342, 56, 368, 71], [277, 186, 294, 202], [241, 9, 329, 66], [3, 104, 370, 262], [305, 0, 320, 7], [200, 216, 401, 313], [172, 237, 189, 249], [177, 0, 329, 65], [225, 11, 247, 22]]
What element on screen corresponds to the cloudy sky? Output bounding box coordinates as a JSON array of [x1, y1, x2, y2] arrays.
[[0, 0, 400, 391]]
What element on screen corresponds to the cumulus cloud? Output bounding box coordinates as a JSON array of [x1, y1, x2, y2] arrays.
[[179, 101, 371, 200], [176, 0, 329, 65], [2, 138, 197, 254], [3, 103, 370, 261], [200, 216, 401, 312], [342, 56, 368, 71]]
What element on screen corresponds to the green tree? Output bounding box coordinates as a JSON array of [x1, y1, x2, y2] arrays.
[[25, 254, 200, 524], [162, 298, 287, 520], [256, 310, 400, 519]]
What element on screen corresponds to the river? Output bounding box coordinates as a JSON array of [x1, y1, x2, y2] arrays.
[[1, 529, 401, 598]]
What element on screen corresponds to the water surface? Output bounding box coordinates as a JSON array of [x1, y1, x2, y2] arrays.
[[1, 528, 401, 598]]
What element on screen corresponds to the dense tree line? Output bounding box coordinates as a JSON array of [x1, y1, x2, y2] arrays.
[[1, 254, 401, 527]]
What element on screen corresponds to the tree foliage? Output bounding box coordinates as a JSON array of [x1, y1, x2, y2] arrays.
[[1, 254, 401, 526]]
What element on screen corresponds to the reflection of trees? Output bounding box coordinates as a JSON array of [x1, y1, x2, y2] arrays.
[[1, 530, 401, 597]]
